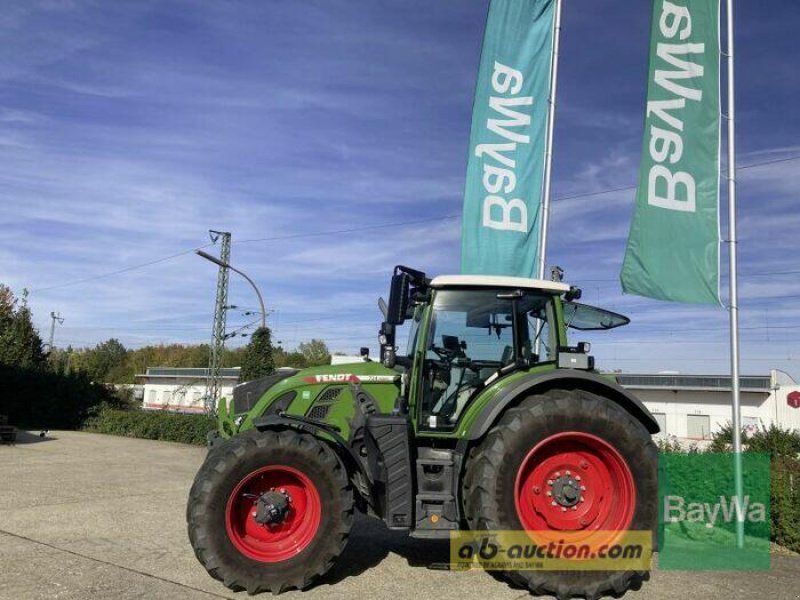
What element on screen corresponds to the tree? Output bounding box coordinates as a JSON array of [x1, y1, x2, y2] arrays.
[[0, 286, 46, 370], [80, 338, 129, 383], [240, 327, 275, 381], [298, 339, 331, 366], [48, 346, 73, 375]]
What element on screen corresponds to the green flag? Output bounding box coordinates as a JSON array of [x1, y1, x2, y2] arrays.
[[461, 0, 555, 277], [621, 0, 720, 304]]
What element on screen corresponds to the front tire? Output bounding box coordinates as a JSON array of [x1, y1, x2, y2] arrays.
[[187, 429, 354, 594], [463, 388, 658, 600]]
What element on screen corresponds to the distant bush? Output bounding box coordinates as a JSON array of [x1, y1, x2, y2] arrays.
[[83, 407, 216, 446], [702, 424, 800, 553], [656, 434, 701, 454], [1, 364, 129, 429], [772, 456, 800, 552], [708, 422, 800, 458]]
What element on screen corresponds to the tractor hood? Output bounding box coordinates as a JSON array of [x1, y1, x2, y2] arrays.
[[292, 361, 400, 386], [230, 361, 399, 416]]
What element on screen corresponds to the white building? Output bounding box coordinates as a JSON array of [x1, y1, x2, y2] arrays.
[[616, 370, 800, 441], [330, 354, 371, 365], [135, 364, 800, 438], [138, 367, 241, 414]]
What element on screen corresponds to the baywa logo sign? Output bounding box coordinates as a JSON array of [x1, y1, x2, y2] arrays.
[[658, 453, 771, 571], [664, 494, 767, 528]]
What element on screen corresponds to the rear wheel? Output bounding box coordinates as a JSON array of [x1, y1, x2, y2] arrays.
[[187, 429, 354, 594], [463, 388, 658, 600]]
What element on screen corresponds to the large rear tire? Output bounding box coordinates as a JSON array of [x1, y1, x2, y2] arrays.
[[187, 429, 354, 594], [463, 388, 658, 600]]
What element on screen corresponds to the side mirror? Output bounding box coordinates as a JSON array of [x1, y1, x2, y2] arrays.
[[386, 272, 411, 325], [378, 297, 388, 319], [379, 322, 396, 368]]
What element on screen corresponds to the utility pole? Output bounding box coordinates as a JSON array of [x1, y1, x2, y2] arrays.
[[48, 312, 64, 353], [204, 231, 231, 413], [536, 0, 563, 281], [725, 0, 745, 550]]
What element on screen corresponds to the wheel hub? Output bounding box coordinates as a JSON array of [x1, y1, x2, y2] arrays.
[[254, 489, 292, 525], [549, 473, 583, 508], [225, 465, 321, 563]]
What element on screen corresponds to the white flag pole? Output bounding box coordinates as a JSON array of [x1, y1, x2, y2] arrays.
[[536, 0, 562, 281], [725, 0, 745, 549]]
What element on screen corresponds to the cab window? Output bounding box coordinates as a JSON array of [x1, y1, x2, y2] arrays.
[[418, 289, 556, 430]]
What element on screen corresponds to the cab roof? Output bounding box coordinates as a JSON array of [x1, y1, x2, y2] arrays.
[[429, 274, 571, 293]]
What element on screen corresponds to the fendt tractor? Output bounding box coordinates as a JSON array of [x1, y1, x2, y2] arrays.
[[187, 266, 659, 599]]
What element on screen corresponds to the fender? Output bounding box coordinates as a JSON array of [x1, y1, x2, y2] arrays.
[[251, 413, 374, 505], [466, 369, 660, 440]]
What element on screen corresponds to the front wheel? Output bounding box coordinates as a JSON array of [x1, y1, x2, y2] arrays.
[[187, 429, 354, 594], [463, 388, 658, 599]]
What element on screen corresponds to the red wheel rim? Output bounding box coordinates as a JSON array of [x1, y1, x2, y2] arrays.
[[514, 432, 635, 547], [225, 465, 321, 562]]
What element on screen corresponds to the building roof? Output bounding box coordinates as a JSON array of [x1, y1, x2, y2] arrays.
[[138, 367, 241, 380], [429, 275, 570, 293], [616, 373, 771, 393]]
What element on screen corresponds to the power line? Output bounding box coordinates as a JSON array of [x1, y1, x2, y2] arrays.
[[234, 214, 459, 244], [552, 154, 800, 204], [29, 245, 213, 293], [24, 153, 800, 294]]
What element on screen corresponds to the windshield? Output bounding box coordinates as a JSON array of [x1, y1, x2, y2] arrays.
[[418, 289, 557, 430], [563, 302, 629, 330]]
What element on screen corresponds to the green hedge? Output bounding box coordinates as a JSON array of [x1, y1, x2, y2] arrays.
[[83, 407, 216, 446], [1, 364, 130, 430], [660, 424, 800, 554]]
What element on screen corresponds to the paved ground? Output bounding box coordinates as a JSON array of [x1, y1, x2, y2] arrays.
[[1, 431, 798, 600]]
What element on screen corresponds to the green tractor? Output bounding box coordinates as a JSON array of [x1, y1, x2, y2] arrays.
[[187, 266, 659, 598]]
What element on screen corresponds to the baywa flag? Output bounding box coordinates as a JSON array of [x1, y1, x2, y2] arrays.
[[461, 0, 555, 277], [621, 0, 721, 304]]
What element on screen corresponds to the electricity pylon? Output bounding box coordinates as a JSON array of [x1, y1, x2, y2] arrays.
[[205, 230, 231, 413], [47, 312, 64, 353]]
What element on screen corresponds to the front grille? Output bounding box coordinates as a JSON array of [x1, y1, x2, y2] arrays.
[[307, 405, 331, 421], [304, 386, 342, 420], [316, 386, 342, 404]]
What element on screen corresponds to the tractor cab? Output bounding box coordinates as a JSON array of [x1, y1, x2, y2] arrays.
[[378, 266, 629, 432]]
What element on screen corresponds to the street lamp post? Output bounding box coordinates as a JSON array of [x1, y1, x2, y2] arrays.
[[196, 250, 267, 330]]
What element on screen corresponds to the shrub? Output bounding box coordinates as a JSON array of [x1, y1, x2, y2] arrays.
[[707, 422, 736, 453], [748, 425, 800, 458], [656, 434, 700, 454], [708, 422, 800, 457], [772, 456, 800, 552], [83, 407, 216, 446], [656, 435, 684, 453], [1, 364, 130, 429], [703, 423, 800, 553]]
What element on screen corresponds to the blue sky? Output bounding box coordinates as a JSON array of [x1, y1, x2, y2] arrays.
[[2, 0, 799, 379]]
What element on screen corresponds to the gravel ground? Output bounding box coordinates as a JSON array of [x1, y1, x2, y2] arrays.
[[1, 430, 798, 600]]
